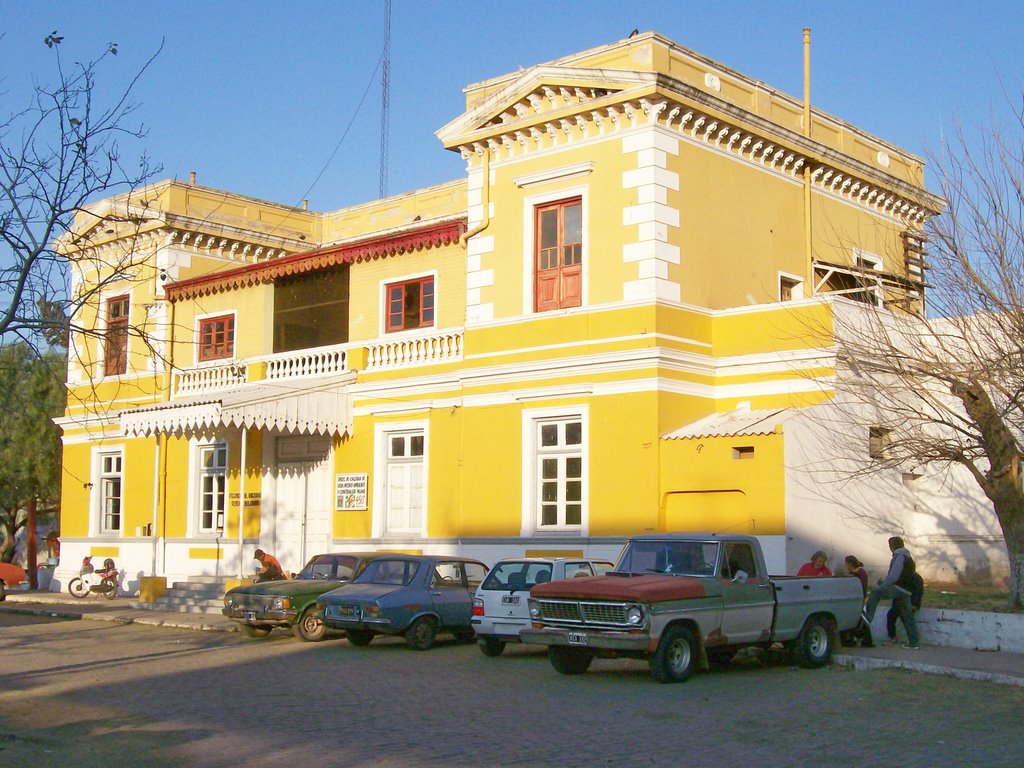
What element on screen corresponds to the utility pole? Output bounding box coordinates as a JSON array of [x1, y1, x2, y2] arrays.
[[379, 0, 391, 199]]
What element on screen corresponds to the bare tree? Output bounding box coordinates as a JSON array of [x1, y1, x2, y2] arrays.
[[829, 99, 1024, 608], [1, 32, 161, 351]]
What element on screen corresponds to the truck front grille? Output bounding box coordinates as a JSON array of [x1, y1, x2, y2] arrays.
[[535, 599, 632, 629]]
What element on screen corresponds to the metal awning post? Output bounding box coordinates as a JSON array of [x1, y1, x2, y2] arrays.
[[238, 425, 248, 579]]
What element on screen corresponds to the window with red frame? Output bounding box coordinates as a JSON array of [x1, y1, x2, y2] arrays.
[[385, 276, 434, 332], [198, 314, 235, 361], [104, 295, 129, 376], [534, 198, 582, 312]]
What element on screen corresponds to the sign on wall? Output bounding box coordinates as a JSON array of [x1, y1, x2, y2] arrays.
[[336, 473, 368, 511]]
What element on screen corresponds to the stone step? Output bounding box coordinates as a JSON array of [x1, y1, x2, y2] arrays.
[[129, 599, 225, 615], [169, 581, 230, 596]]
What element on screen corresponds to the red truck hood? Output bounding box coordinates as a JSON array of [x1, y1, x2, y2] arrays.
[[531, 574, 706, 602]]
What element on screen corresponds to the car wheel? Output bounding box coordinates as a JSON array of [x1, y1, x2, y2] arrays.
[[478, 637, 506, 657], [649, 625, 698, 683], [68, 578, 89, 599], [346, 629, 375, 647], [292, 607, 326, 642], [241, 625, 272, 638], [101, 578, 118, 600], [548, 646, 593, 675], [795, 615, 834, 668], [404, 616, 437, 651]]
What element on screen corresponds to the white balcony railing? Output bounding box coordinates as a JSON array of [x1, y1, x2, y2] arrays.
[[170, 330, 464, 397], [173, 363, 248, 397], [364, 330, 463, 371], [262, 345, 347, 381]]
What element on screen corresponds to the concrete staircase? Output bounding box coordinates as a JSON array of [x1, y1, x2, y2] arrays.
[[129, 575, 233, 615]]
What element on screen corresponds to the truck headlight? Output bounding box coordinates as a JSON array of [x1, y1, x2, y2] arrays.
[[626, 605, 644, 625], [529, 601, 540, 619]]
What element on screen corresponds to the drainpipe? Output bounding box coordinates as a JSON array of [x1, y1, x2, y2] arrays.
[[238, 425, 248, 578], [802, 28, 813, 288], [157, 298, 176, 577], [459, 148, 490, 246]]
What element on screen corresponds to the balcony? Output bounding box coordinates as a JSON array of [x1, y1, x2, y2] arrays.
[[171, 329, 464, 398]]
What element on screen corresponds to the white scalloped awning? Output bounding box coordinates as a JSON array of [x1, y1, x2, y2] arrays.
[[120, 374, 354, 438]]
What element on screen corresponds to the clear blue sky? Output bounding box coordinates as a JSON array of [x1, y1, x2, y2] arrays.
[[3, 1, 1022, 213]]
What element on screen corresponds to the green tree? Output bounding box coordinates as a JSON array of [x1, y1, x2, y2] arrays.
[[0, 342, 66, 563]]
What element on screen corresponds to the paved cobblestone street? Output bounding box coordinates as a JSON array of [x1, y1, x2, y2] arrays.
[[1, 614, 1022, 767]]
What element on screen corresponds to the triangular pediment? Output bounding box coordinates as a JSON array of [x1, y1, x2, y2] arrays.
[[436, 65, 658, 149]]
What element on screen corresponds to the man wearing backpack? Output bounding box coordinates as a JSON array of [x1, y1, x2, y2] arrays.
[[862, 536, 922, 649], [887, 567, 925, 643]]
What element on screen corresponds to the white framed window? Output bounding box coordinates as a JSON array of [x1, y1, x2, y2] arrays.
[[196, 312, 236, 363], [93, 448, 124, 534], [521, 407, 588, 535], [197, 442, 228, 533], [372, 420, 428, 538], [522, 186, 588, 316]]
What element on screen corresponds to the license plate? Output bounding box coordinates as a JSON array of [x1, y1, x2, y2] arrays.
[[568, 632, 587, 645], [330, 605, 355, 618], [501, 595, 520, 605]]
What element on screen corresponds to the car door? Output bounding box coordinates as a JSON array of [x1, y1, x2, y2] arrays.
[[718, 542, 775, 644], [429, 560, 476, 627]]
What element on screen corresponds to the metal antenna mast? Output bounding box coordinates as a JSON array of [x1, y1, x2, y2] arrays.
[[379, 0, 391, 199]]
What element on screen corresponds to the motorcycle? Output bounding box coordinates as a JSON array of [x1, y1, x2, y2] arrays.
[[68, 556, 119, 600]]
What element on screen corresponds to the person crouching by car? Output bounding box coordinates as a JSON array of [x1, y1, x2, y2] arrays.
[[254, 549, 286, 582]]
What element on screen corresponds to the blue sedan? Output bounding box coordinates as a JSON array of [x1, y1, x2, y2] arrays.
[[318, 555, 489, 650]]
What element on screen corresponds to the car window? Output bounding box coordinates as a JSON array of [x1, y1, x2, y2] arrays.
[[357, 558, 420, 586], [592, 561, 614, 575], [463, 561, 487, 588], [564, 562, 592, 578], [615, 541, 720, 576], [481, 561, 553, 591], [433, 561, 466, 587], [722, 543, 759, 579]]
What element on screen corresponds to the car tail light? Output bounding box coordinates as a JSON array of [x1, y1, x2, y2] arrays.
[[472, 597, 484, 616]]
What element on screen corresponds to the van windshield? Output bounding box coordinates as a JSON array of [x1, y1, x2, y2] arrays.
[[615, 541, 720, 577]]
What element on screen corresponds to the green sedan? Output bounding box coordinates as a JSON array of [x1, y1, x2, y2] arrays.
[[223, 552, 383, 641]]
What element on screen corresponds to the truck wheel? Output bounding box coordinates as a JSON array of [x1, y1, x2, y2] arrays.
[[478, 637, 506, 657], [650, 625, 698, 683], [795, 615, 834, 668], [241, 625, 272, 638], [293, 607, 326, 642], [548, 646, 593, 675], [405, 616, 438, 650], [346, 629, 374, 646]]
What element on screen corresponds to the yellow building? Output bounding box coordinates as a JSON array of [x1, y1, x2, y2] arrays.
[[55, 32, 949, 591]]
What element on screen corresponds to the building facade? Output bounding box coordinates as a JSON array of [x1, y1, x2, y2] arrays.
[[58, 33, 1002, 593]]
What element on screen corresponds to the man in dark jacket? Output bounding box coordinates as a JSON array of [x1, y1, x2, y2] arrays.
[[862, 536, 921, 649]]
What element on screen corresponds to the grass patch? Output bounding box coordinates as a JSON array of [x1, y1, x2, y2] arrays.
[[923, 582, 1022, 614]]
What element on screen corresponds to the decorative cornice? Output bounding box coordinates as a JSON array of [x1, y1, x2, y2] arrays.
[[449, 81, 943, 227], [165, 218, 467, 301]]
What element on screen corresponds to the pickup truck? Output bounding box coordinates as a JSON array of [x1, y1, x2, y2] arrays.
[[520, 533, 863, 683]]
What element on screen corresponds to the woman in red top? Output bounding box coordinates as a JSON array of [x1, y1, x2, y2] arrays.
[[796, 550, 832, 577]]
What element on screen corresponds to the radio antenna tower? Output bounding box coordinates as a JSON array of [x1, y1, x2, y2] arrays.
[[379, 0, 391, 199]]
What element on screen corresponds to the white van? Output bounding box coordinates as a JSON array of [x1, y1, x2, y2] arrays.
[[471, 557, 614, 656]]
